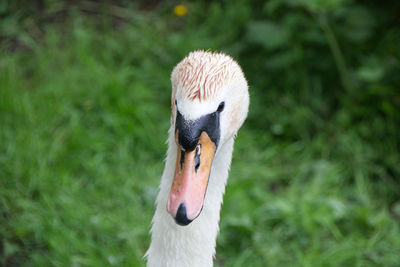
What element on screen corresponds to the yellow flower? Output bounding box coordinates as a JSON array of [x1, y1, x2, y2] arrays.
[[174, 4, 187, 16]]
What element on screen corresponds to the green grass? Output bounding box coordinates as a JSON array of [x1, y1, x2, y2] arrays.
[[1, 1, 400, 266]]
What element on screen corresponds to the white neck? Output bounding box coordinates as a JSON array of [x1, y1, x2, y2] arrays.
[[146, 127, 234, 267]]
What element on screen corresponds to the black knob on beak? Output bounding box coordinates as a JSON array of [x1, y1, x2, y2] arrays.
[[174, 203, 193, 226]]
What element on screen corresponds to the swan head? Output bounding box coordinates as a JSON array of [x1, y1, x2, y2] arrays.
[[166, 51, 249, 226]]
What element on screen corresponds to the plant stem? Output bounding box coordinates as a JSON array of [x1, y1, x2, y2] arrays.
[[317, 13, 353, 93]]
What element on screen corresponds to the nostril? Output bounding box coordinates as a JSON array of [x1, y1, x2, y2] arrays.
[[194, 155, 200, 172], [175, 203, 193, 226]]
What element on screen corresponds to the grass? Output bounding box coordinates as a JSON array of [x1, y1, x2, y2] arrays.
[[1, 2, 400, 266]]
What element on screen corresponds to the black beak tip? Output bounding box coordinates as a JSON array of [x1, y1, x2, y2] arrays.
[[174, 203, 193, 226]]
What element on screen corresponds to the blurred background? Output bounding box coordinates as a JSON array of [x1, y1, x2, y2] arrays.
[[1, 0, 399, 266]]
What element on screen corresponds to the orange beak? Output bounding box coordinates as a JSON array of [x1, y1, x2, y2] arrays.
[[167, 132, 216, 225]]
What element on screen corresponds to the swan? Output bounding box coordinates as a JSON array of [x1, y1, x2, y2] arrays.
[[146, 51, 249, 267]]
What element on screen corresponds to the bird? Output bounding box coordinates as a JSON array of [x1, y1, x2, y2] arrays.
[[146, 50, 249, 267]]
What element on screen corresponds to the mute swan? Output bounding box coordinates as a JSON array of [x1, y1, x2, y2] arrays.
[[146, 51, 249, 267]]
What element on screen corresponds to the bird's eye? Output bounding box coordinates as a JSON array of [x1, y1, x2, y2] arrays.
[[217, 101, 225, 112], [175, 100, 177, 106]]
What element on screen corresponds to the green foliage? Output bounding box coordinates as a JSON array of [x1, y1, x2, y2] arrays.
[[1, 0, 399, 266]]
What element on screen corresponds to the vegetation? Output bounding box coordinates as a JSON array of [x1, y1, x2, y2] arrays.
[[1, 0, 399, 266]]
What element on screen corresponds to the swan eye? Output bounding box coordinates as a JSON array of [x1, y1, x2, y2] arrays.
[[175, 100, 177, 106], [217, 102, 225, 112]]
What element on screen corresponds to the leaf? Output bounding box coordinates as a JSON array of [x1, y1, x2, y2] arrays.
[[246, 21, 289, 50], [357, 58, 385, 83], [292, 0, 349, 12], [339, 6, 375, 43]]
